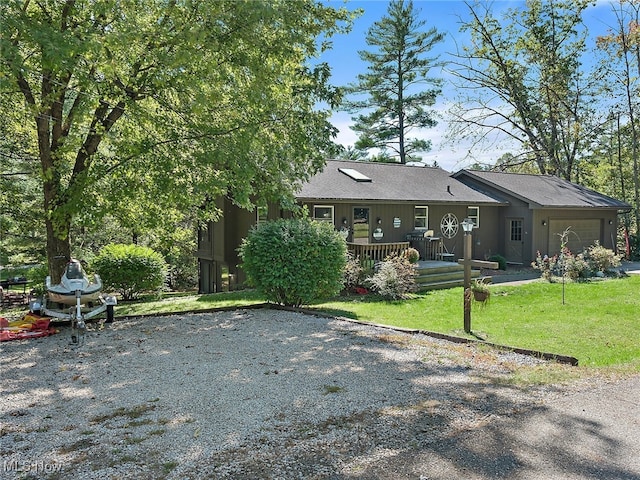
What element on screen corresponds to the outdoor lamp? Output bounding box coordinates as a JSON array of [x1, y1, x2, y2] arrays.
[[462, 218, 474, 233], [462, 217, 473, 333]]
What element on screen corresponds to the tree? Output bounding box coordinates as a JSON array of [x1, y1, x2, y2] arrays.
[[449, 0, 597, 181], [342, 0, 444, 164], [0, 0, 353, 281], [0, 106, 44, 267], [595, 0, 640, 246], [239, 218, 347, 307]]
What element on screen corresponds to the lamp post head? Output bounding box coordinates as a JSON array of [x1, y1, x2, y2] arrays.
[[462, 218, 474, 234]]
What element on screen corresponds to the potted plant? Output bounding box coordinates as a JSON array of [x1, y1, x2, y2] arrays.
[[471, 278, 491, 303]]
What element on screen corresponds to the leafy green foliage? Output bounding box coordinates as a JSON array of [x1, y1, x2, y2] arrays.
[[366, 254, 417, 300], [94, 244, 168, 300], [488, 254, 507, 270], [342, 0, 444, 163], [239, 218, 347, 307], [0, 1, 355, 281]]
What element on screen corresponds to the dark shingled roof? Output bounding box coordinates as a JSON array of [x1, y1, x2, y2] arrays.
[[454, 170, 632, 209], [296, 160, 504, 205]]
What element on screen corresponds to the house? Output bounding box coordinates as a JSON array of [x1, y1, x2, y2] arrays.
[[197, 160, 630, 293], [452, 169, 631, 264]]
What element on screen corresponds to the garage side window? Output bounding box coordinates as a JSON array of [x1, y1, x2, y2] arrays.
[[313, 205, 334, 223]]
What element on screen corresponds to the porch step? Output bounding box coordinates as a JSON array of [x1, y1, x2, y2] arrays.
[[414, 261, 481, 292]]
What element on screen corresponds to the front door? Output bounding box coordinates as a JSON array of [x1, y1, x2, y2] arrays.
[[506, 218, 524, 264], [353, 207, 370, 244]]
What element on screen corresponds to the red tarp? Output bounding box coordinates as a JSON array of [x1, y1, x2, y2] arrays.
[[0, 313, 58, 342]]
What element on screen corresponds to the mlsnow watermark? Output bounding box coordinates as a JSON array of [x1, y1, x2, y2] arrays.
[[3, 459, 63, 474]]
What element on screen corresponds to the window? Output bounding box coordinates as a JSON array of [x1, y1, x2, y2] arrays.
[[414, 206, 429, 229], [467, 206, 480, 228], [510, 219, 523, 242], [256, 204, 268, 225], [313, 205, 334, 223]]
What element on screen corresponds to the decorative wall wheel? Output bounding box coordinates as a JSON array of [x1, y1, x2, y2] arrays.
[[440, 213, 459, 239]]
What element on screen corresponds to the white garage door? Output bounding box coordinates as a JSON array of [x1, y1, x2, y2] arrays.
[[548, 219, 601, 255]]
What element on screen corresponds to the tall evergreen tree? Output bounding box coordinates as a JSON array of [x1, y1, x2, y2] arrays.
[[342, 0, 444, 164]]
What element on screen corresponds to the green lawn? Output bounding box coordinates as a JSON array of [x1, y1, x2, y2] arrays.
[[115, 289, 265, 316], [311, 276, 640, 369], [111, 276, 640, 370]]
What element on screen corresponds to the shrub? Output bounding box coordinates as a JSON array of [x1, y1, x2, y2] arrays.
[[584, 241, 622, 274], [562, 252, 590, 280], [402, 248, 420, 264], [94, 244, 168, 300], [366, 254, 417, 300], [531, 251, 558, 281], [26, 264, 48, 297], [238, 218, 347, 307], [342, 253, 366, 293], [488, 254, 507, 270]]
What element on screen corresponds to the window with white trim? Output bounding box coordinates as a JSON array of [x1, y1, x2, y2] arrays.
[[414, 206, 429, 229], [313, 205, 334, 223], [256, 204, 268, 225], [467, 206, 480, 228]]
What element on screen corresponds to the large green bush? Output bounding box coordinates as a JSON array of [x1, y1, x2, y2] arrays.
[[94, 244, 168, 300], [239, 218, 347, 307]]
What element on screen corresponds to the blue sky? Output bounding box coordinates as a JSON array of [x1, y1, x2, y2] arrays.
[[320, 0, 618, 171]]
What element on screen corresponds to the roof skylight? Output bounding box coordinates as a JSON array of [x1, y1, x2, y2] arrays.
[[339, 168, 372, 182]]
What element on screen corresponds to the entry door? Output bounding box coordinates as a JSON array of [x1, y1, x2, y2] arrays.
[[353, 207, 370, 244], [506, 218, 524, 264]]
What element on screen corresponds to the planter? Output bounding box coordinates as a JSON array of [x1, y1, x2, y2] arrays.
[[472, 290, 490, 303]]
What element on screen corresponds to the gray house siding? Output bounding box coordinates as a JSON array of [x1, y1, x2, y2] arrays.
[[197, 163, 630, 292], [453, 170, 630, 264], [300, 200, 502, 261]]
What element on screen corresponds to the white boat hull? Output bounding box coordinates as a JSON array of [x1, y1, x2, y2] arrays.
[[47, 289, 103, 306]]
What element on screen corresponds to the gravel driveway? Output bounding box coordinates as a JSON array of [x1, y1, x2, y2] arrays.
[[1, 308, 638, 479]]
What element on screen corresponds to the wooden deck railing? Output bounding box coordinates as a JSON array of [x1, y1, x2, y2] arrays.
[[346, 241, 410, 262]]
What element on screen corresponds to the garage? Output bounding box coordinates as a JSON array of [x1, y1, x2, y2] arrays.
[[548, 219, 602, 255]]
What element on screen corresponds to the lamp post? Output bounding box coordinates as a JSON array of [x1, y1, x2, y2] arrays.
[[462, 218, 474, 333]]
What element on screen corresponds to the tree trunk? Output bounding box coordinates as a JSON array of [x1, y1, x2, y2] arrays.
[[45, 218, 71, 285], [42, 153, 71, 284]]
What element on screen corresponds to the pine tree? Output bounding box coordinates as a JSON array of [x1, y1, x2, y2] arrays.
[[342, 0, 444, 164]]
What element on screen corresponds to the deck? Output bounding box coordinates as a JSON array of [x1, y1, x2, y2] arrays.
[[344, 242, 484, 291], [346, 240, 448, 262], [413, 260, 482, 291]]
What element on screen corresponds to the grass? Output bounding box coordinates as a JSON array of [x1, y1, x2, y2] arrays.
[[9, 275, 638, 371], [115, 289, 264, 316], [310, 276, 640, 369]]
